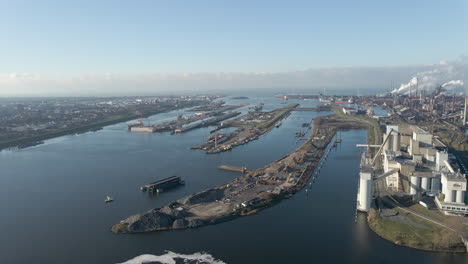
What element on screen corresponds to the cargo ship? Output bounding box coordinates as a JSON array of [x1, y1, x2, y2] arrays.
[[127, 120, 143, 130], [128, 120, 155, 133]]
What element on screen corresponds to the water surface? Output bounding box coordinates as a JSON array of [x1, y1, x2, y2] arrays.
[[0, 96, 465, 263]]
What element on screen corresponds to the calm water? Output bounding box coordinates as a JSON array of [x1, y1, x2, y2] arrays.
[[0, 96, 466, 263]]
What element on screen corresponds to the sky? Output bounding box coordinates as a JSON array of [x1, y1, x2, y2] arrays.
[[0, 0, 466, 96]]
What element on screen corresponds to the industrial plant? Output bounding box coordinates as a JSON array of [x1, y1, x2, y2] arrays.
[[357, 124, 467, 215]]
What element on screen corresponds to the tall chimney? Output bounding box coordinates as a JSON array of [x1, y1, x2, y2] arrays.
[[464, 97, 467, 125], [416, 77, 419, 99], [409, 82, 412, 98]]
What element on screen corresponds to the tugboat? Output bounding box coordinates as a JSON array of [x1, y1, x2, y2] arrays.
[[105, 196, 114, 203]]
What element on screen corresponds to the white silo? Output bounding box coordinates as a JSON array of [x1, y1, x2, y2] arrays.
[[392, 134, 400, 152], [383, 133, 391, 151], [445, 189, 454, 203], [357, 165, 373, 212], [421, 177, 428, 191], [456, 191, 464, 204], [410, 176, 418, 195]]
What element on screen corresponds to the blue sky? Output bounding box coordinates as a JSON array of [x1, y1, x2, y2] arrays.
[[0, 0, 466, 74]]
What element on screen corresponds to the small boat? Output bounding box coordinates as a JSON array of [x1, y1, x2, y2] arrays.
[[105, 196, 114, 203], [275, 121, 282, 128]]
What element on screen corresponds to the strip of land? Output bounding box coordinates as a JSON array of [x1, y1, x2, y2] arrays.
[[191, 103, 298, 154], [111, 114, 367, 233], [0, 102, 204, 151]]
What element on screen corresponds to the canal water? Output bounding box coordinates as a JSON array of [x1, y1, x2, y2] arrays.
[[0, 96, 466, 263]]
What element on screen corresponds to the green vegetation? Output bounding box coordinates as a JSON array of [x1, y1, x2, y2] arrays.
[[368, 208, 465, 252], [367, 126, 375, 145], [284, 103, 299, 109], [407, 204, 445, 222], [438, 193, 445, 202], [332, 105, 380, 145]]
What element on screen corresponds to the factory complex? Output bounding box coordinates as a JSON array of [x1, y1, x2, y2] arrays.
[[358, 123, 467, 215]]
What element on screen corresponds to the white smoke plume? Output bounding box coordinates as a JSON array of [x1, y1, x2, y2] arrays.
[[392, 61, 466, 95], [118, 251, 226, 264], [442, 80, 464, 87]]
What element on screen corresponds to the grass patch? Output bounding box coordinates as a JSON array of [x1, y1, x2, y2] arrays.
[[369, 214, 435, 250], [408, 204, 446, 222], [368, 126, 375, 145], [369, 208, 465, 252]]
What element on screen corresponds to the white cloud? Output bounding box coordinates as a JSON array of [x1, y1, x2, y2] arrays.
[[0, 58, 466, 96]]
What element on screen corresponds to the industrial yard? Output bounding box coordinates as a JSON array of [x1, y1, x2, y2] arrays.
[[191, 103, 299, 154], [128, 102, 245, 134]]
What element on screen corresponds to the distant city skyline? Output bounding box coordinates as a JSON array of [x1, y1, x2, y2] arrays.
[[0, 0, 466, 95]]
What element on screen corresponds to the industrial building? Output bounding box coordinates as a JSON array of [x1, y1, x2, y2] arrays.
[[379, 124, 467, 215], [435, 167, 468, 215], [342, 107, 358, 115]]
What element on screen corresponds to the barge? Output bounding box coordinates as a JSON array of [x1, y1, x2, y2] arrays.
[[140, 176, 185, 192]]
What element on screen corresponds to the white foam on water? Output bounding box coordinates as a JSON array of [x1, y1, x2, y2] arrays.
[[118, 251, 227, 264]]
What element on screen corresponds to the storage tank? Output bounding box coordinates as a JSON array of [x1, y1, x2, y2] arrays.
[[421, 177, 428, 191], [392, 134, 400, 152], [445, 190, 454, 203], [410, 176, 418, 195], [357, 166, 373, 212], [383, 133, 391, 151], [431, 177, 441, 192], [456, 191, 464, 204]]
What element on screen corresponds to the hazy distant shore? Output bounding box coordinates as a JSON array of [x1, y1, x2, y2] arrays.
[[0, 106, 187, 151]]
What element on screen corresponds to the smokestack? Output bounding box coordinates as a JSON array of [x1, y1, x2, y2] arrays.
[[410, 81, 413, 98], [416, 77, 418, 99], [452, 94, 455, 114], [464, 97, 467, 125]]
